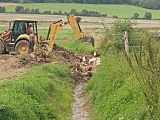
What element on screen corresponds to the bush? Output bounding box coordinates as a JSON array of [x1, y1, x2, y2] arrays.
[[113, 15, 118, 18], [133, 13, 139, 19], [43, 10, 51, 14], [144, 12, 152, 19], [15, 6, 24, 13], [70, 9, 78, 15], [99, 19, 134, 53], [124, 35, 160, 119], [24, 8, 30, 14], [0, 6, 6, 13]]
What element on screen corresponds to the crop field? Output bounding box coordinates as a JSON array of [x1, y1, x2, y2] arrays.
[[3, 3, 160, 19], [0, 13, 160, 30]]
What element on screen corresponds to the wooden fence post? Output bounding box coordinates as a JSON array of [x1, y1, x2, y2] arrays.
[[124, 31, 129, 54]]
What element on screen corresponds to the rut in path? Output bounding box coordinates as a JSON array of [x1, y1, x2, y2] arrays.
[[72, 82, 91, 120], [52, 45, 100, 120]]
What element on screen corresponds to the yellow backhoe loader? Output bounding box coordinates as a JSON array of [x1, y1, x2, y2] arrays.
[[0, 14, 94, 54]]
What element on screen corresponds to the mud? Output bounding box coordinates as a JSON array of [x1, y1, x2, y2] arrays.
[[0, 54, 29, 82], [72, 82, 91, 120]]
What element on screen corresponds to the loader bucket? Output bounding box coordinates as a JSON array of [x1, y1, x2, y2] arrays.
[[82, 36, 95, 47]]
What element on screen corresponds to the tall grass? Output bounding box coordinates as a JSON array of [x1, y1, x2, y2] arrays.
[[124, 34, 160, 120], [55, 39, 96, 54], [0, 64, 73, 120], [86, 54, 146, 119], [86, 19, 160, 119]]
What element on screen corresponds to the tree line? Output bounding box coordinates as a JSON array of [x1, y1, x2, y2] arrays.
[[0, 5, 153, 20], [0, 0, 160, 10]]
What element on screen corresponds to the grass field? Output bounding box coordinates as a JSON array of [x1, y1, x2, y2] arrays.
[[4, 3, 160, 19], [0, 64, 73, 119]]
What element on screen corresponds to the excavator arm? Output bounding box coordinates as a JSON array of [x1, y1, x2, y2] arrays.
[[46, 14, 94, 49], [68, 14, 83, 39]]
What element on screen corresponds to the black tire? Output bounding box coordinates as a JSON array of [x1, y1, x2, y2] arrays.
[[15, 40, 29, 54], [0, 39, 6, 53]]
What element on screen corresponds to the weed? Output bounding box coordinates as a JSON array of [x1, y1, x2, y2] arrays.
[[124, 32, 160, 119]]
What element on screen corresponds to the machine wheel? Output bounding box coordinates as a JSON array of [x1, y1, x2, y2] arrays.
[[15, 40, 29, 54], [0, 39, 6, 53]]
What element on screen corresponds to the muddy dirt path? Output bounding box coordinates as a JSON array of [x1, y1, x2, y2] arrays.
[[52, 45, 100, 120], [72, 82, 91, 120]]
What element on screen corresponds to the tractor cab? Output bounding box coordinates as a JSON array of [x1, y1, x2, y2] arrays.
[[10, 19, 38, 42], [0, 19, 38, 54]]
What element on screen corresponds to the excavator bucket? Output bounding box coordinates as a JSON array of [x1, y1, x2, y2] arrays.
[[82, 36, 95, 47], [68, 14, 95, 47]]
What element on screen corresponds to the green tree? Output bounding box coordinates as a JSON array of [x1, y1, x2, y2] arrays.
[[15, 6, 24, 13], [58, 10, 62, 15], [145, 12, 152, 19], [0, 6, 6, 13], [43, 10, 51, 14], [112, 20, 133, 52], [81, 9, 88, 16], [70, 9, 77, 15], [133, 13, 139, 19], [24, 8, 30, 14], [34, 9, 40, 14]]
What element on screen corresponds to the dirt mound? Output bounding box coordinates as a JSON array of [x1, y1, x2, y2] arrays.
[[52, 44, 100, 83], [0, 44, 100, 83]]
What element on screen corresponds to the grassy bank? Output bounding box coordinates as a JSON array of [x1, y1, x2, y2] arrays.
[[85, 19, 160, 119], [86, 54, 147, 119], [55, 39, 96, 55], [0, 64, 73, 120]]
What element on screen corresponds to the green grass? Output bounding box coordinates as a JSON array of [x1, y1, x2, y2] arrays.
[[37, 26, 96, 54], [5, 3, 160, 19], [86, 54, 148, 120], [0, 64, 73, 120], [55, 39, 96, 54], [38, 28, 75, 39]]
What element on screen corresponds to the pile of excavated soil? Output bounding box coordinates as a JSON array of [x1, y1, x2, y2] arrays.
[[0, 44, 100, 83], [52, 44, 100, 82]]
